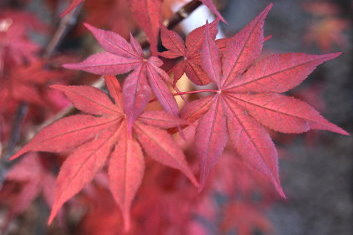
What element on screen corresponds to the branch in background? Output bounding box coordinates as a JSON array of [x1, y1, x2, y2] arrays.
[[3, 6, 82, 163], [165, 0, 202, 29], [0, 103, 28, 186], [3, 103, 28, 160], [43, 6, 82, 59], [139, 0, 202, 50]]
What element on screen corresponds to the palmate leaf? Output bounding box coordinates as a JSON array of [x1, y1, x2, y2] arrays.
[[183, 4, 349, 194], [10, 76, 198, 231], [63, 23, 179, 124], [108, 124, 145, 230], [160, 20, 219, 85], [129, 0, 162, 55]]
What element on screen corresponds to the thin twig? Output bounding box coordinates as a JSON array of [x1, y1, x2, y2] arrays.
[[3, 6, 82, 157], [165, 0, 202, 29], [3, 103, 28, 160], [43, 6, 82, 59]]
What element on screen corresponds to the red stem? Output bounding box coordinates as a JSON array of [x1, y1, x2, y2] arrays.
[[149, 89, 218, 103], [172, 89, 218, 96]]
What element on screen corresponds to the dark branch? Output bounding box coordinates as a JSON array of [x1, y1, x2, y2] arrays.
[[165, 0, 202, 29], [140, 0, 202, 49], [3, 103, 28, 160], [43, 6, 82, 59], [2, 5, 83, 171]]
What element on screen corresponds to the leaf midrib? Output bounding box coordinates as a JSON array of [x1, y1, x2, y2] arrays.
[[225, 56, 331, 90]]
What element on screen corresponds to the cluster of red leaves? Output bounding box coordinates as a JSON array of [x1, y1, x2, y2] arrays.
[[0, 6, 73, 231], [0, 10, 72, 144], [11, 75, 199, 229], [63, 149, 275, 234], [0, 1, 349, 234]]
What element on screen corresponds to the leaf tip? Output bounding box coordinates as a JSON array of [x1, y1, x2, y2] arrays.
[[8, 148, 29, 161], [62, 63, 77, 70], [83, 22, 94, 32], [273, 179, 286, 199], [47, 212, 55, 226], [329, 125, 350, 136], [261, 3, 274, 18], [264, 34, 273, 41], [8, 152, 23, 161], [341, 130, 350, 136], [277, 185, 287, 199], [190, 175, 200, 189], [50, 84, 65, 91], [48, 200, 63, 226], [267, 3, 274, 10], [325, 52, 342, 60], [313, 118, 349, 136]]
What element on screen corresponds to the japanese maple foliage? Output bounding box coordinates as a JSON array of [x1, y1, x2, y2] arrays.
[[10, 75, 198, 229], [180, 4, 348, 192], [3, 0, 350, 234], [63, 23, 180, 124], [160, 20, 219, 85]]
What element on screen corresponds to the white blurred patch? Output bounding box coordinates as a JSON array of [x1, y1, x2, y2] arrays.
[[171, 1, 225, 39]]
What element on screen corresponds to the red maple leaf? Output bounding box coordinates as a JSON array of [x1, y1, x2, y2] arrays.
[[181, 4, 348, 194], [63, 23, 179, 124], [129, 0, 162, 54], [10, 75, 198, 230], [160, 20, 218, 86]]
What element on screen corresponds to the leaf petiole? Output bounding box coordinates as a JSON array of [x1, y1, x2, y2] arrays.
[[149, 89, 218, 103]]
